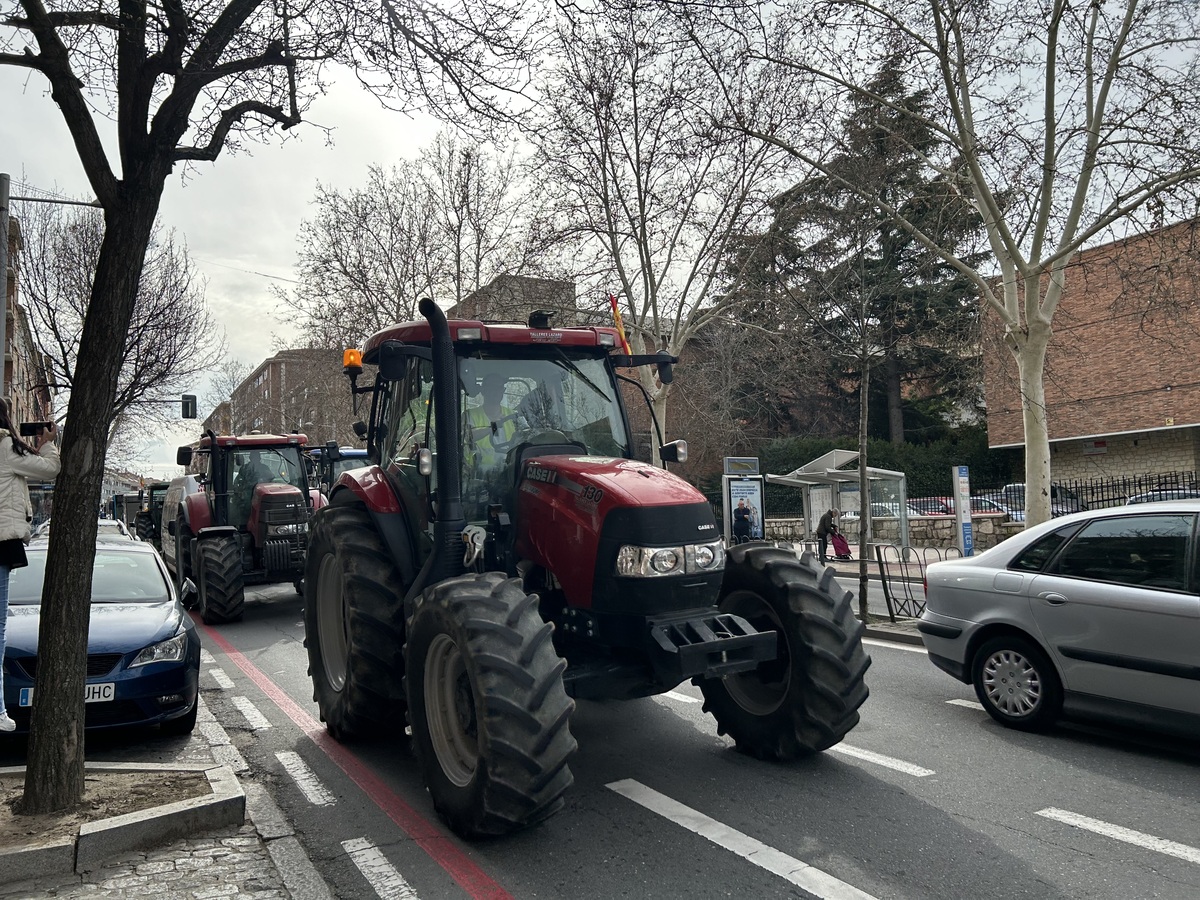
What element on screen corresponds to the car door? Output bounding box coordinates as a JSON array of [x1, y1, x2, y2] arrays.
[[1026, 512, 1200, 714]]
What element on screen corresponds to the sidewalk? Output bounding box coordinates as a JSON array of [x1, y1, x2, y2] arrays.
[[0, 698, 330, 900]]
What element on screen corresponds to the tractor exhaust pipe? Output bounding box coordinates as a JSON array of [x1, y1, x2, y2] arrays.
[[418, 298, 467, 585]]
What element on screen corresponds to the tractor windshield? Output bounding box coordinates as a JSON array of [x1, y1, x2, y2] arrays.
[[458, 351, 630, 517], [226, 446, 307, 527]]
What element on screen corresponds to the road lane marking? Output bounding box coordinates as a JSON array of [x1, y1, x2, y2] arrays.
[[662, 690, 700, 704], [208, 666, 235, 690], [343, 838, 421, 899], [231, 695, 272, 730], [197, 621, 513, 900], [946, 698, 983, 710], [862, 638, 925, 654], [200, 649, 217, 665], [607, 779, 878, 900], [1037, 808, 1200, 865], [826, 745, 935, 777], [277, 751, 336, 807]]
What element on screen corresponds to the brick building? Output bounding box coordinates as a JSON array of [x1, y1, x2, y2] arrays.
[[4, 217, 56, 428], [983, 219, 1200, 479], [227, 349, 358, 444], [448, 275, 578, 325]]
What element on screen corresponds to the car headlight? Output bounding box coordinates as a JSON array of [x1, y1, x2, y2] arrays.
[[616, 540, 725, 577], [267, 523, 307, 536], [130, 630, 188, 668]]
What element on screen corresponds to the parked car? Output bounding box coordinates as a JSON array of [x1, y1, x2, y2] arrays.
[[1, 541, 201, 735], [1127, 488, 1200, 504], [918, 501, 1200, 739], [984, 483, 1087, 518], [31, 518, 135, 543], [921, 496, 1014, 517], [909, 498, 953, 516]]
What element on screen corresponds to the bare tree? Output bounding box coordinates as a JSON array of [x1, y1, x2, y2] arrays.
[[685, 0, 1200, 524], [17, 203, 221, 467], [1, 0, 534, 813], [523, 2, 793, 458], [202, 355, 253, 432], [281, 133, 543, 347]]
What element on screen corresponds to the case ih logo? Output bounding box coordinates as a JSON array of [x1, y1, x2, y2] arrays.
[[525, 465, 558, 484], [529, 331, 564, 343]]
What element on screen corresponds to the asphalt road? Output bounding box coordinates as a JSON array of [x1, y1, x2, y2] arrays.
[[180, 580, 1200, 900]]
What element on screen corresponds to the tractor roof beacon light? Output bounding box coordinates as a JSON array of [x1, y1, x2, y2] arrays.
[[344, 348, 364, 414], [528, 309, 555, 329]]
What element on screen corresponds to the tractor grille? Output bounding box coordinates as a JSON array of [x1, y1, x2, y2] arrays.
[[15, 653, 124, 679]]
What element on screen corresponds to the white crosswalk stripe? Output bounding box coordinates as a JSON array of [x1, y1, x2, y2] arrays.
[[342, 837, 421, 899], [608, 779, 878, 900], [207, 666, 235, 690], [276, 751, 336, 806], [1037, 808, 1200, 865], [826, 744, 935, 777], [231, 695, 272, 730]]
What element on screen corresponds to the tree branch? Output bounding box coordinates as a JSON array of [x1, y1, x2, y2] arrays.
[[172, 101, 300, 161]]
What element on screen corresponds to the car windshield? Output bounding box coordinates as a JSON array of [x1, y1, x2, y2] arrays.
[[9, 549, 170, 604]]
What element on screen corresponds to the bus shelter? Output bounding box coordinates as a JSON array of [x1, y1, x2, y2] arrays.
[[765, 449, 910, 547]]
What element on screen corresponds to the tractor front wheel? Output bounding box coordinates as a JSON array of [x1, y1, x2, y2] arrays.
[[303, 503, 407, 741], [197, 536, 246, 625], [698, 544, 871, 758], [405, 573, 576, 837], [134, 511, 155, 543]]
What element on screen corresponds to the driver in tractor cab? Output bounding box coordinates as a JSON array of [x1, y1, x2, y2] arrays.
[[231, 449, 273, 522], [465, 374, 522, 476]]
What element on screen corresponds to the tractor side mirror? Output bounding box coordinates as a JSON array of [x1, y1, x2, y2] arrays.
[[655, 350, 675, 385], [417, 447, 434, 477], [324, 440, 341, 461], [168, 519, 177, 536], [353, 421, 368, 440], [176, 446, 193, 466], [659, 440, 688, 464]]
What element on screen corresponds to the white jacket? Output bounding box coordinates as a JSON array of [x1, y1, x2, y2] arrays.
[[0, 430, 61, 542]]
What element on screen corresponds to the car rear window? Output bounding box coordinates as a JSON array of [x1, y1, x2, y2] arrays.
[[1051, 514, 1194, 590], [9, 550, 170, 604]]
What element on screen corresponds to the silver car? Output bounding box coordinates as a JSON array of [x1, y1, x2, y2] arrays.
[[919, 501, 1200, 738]]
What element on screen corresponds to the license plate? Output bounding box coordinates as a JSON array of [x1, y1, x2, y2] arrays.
[[18, 683, 116, 707]]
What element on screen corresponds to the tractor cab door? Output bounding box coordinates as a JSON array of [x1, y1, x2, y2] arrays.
[[378, 357, 437, 567]]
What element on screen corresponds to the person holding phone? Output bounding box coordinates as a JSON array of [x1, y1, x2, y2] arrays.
[[0, 402, 59, 731]]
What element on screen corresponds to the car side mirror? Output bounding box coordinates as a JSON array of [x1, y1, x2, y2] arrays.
[[181, 577, 198, 604]]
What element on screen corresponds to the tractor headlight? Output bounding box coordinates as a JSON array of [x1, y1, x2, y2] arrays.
[[267, 523, 307, 536], [616, 540, 725, 577], [130, 629, 188, 668]]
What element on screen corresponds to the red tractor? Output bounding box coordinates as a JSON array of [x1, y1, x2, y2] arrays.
[[163, 431, 323, 624], [305, 301, 870, 837]]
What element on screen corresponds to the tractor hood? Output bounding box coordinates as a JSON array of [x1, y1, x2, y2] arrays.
[[515, 455, 718, 610]]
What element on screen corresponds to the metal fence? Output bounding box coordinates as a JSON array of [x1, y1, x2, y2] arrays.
[[975, 469, 1200, 514], [873, 544, 963, 621]]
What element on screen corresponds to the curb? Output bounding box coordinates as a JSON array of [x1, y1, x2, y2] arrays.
[[0, 761, 245, 880], [862, 624, 924, 646]]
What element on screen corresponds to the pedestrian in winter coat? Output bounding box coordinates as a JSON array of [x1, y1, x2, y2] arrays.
[[816, 508, 839, 565], [0, 401, 60, 732]]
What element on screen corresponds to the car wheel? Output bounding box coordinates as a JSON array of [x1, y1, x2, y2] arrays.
[[972, 635, 1062, 732]]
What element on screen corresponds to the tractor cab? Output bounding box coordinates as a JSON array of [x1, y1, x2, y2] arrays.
[[223, 444, 308, 531]]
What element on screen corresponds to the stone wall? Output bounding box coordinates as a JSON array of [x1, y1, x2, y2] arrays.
[[1047, 427, 1199, 480], [765, 514, 1023, 551]]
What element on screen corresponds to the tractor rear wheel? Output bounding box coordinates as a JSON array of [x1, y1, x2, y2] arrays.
[[134, 511, 155, 543], [304, 503, 407, 740], [405, 573, 576, 837], [197, 536, 246, 625], [698, 544, 870, 758]]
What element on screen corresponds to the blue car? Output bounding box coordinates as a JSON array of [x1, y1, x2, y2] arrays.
[[2, 542, 201, 735]]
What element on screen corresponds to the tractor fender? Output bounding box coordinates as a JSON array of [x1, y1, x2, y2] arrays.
[[331, 465, 402, 514], [196, 525, 239, 541], [309, 489, 327, 512], [181, 491, 214, 533], [328, 473, 417, 590]]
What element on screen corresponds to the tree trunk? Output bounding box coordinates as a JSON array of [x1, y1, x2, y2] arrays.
[[1015, 322, 1053, 527], [20, 191, 163, 814], [886, 354, 904, 445], [857, 358, 871, 623]]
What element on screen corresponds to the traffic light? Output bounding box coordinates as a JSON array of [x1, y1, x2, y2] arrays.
[[181, 394, 197, 419]]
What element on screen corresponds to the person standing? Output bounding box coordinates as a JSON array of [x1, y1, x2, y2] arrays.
[[0, 403, 60, 732], [732, 498, 752, 543], [816, 507, 839, 565]]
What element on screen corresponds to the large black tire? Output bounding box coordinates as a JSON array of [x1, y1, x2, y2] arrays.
[[972, 634, 1062, 732], [197, 535, 246, 625], [405, 573, 576, 837], [304, 504, 408, 740], [135, 511, 156, 544], [175, 514, 194, 581], [698, 544, 871, 758]]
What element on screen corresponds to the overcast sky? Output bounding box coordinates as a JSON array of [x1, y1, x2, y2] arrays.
[[1, 64, 440, 479]]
